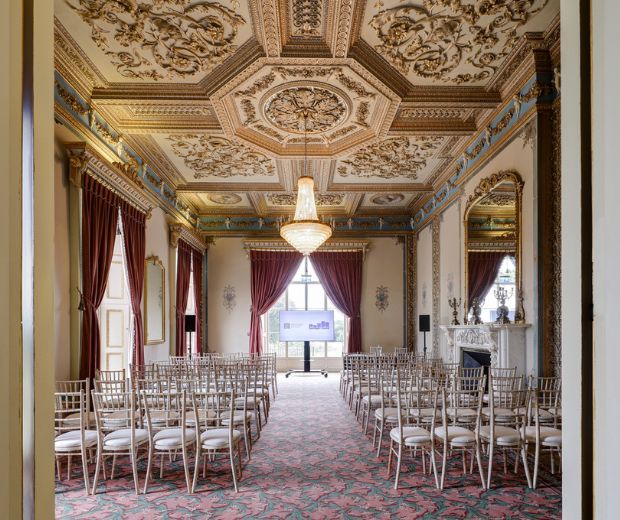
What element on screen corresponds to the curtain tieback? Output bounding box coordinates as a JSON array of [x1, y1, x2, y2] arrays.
[[77, 288, 96, 311]]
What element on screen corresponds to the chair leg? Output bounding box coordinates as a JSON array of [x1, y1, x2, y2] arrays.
[[191, 445, 201, 493], [394, 444, 403, 490], [182, 444, 191, 494], [440, 440, 448, 490], [487, 442, 494, 490], [430, 445, 439, 489], [521, 443, 532, 488], [81, 446, 90, 495], [476, 443, 486, 490], [230, 445, 239, 493], [91, 446, 102, 495], [143, 444, 153, 494], [533, 441, 540, 489], [244, 423, 252, 460], [386, 439, 393, 477], [131, 448, 140, 495]]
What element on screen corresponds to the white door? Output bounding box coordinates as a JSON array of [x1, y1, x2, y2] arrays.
[[99, 236, 131, 371]]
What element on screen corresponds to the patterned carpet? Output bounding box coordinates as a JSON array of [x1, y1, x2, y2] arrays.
[[55, 374, 561, 519]]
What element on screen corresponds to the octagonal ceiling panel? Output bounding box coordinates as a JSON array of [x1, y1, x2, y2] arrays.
[[55, 0, 255, 84], [194, 192, 253, 210], [210, 59, 401, 157], [360, 0, 559, 86], [151, 133, 279, 183], [333, 136, 449, 185], [360, 192, 415, 209]]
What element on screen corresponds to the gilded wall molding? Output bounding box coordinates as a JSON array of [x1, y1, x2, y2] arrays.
[[169, 223, 208, 251], [243, 238, 369, 255], [431, 217, 441, 357], [65, 143, 157, 214], [551, 98, 562, 377], [405, 234, 417, 352]]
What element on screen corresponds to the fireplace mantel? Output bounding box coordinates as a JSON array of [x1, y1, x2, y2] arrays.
[[439, 324, 531, 375]]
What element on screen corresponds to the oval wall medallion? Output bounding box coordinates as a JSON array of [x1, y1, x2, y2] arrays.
[[208, 193, 242, 205], [370, 193, 405, 205]]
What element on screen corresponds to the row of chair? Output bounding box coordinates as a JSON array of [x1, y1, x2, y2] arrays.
[[54, 354, 277, 495]]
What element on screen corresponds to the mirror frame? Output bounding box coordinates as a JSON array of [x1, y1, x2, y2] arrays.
[[463, 169, 525, 323], [144, 254, 165, 345]]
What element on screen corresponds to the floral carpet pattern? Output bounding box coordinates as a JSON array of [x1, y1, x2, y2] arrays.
[[56, 374, 561, 519]]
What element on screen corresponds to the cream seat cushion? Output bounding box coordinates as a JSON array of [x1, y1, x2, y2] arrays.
[[525, 426, 562, 446], [62, 411, 96, 427], [103, 428, 148, 449], [434, 426, 476, 446], [200, 428, 241, 449], [374, 407, 400, 422], [55, 430, 98, 451], [390, 426, 431, 445], [479, 425, 520, 444], [153, 428, 196, 449]]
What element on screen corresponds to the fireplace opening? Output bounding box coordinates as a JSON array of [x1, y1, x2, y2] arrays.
[[461, 349, 491, 389]]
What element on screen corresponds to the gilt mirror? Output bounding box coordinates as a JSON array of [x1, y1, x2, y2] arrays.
[[144, 255, 165, 344], [463, 170, 524, 324]]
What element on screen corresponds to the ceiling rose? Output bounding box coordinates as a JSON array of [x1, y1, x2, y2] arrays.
[[207, 193, 242, 205], [263, 86, 347, 134]]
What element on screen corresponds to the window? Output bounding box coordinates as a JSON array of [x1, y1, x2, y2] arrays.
[[480, 255, 516, 323], [186, 258, 197, 354], [263, 258, 346, 358]]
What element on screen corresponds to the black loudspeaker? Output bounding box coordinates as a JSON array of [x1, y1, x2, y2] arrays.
[[419, 314, 431, 332], [184, 315, 196, 332]]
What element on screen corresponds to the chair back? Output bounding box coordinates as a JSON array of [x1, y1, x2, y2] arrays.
[[55, 390, 88, 436]]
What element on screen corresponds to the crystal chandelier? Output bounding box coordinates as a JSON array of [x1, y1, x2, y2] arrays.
[[280, 111, 332, 255]]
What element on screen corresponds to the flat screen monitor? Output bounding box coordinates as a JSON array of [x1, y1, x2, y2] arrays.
[[279, 310, 335, 342]]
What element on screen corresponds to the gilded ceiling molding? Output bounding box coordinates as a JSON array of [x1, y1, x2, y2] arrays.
[[243, 238, 369, 255], [290, 0, 323, 36], [333, 0, 354, 58], [65, 143, 157, 215], [255, 0, 281, 56], [368, 0, 550, 84], [170, 223, 208, 251], [337, 136, 444, 180], [65, 0, 247, 80], [410, 74, 556, 230], [266, 193, 345, 206], [168, 134, 276, 179], [54, 75, 200, 227]]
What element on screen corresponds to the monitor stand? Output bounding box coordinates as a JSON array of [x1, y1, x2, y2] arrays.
[[285, 340, 328, 378]]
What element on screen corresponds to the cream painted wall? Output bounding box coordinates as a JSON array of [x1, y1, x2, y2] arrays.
[[416, 133, 537, 373], [207, 237, 405, 368], [207, 238, 252, 354], [361, 237, 404, 352], [438, 202, 463, 359], [144, 207, 172, 363], [417, 225, 433, 353], [54, 141, 71, 381]]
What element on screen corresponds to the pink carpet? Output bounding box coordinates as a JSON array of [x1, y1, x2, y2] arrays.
[[55, 374, 561, 518]]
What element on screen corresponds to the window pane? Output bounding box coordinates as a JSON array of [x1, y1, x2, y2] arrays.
[[307, 284, 325, 310], [333, 309, 345, 343], [287, 341, 304, 357], [306, 259, 317, 280], [275, 341, 286, 357], [327, 342, 343, 357], [326, 296, 337, 310], [291, 259, 306, 283], [310, 341, 325, 357], [288, 284, 305, 310]]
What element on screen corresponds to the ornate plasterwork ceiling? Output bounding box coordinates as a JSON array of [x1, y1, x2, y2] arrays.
[[360, 0, 559, 86], [53, 0, 560, 220], [56, 0, 256, 83], [210, 59, 400, 157]]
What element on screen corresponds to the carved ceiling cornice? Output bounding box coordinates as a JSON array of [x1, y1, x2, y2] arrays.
[[65, 142, 158, 214], [169, 222, 208, 251]]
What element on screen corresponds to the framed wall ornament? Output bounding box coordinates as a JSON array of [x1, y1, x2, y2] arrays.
[[223, 285, 236, 312], [375, 285, 389, 312]]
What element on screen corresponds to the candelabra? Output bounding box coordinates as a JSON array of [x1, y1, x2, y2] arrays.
[[494, 286, 514, 324], [447, 297, 461, 325], [469, 297, 483, 325]]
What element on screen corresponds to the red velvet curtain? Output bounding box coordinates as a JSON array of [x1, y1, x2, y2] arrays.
[[191, 247, 204, 354], [310, 251, 363, 354], [119, 200, 146, 366], [468, 252, 508, 305], [249, 250, 303, 355], [80, 175, 120, 381], [175, 240, 192, 356]]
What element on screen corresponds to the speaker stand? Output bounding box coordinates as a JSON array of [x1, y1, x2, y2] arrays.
[[285, 340, 328, 378]]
